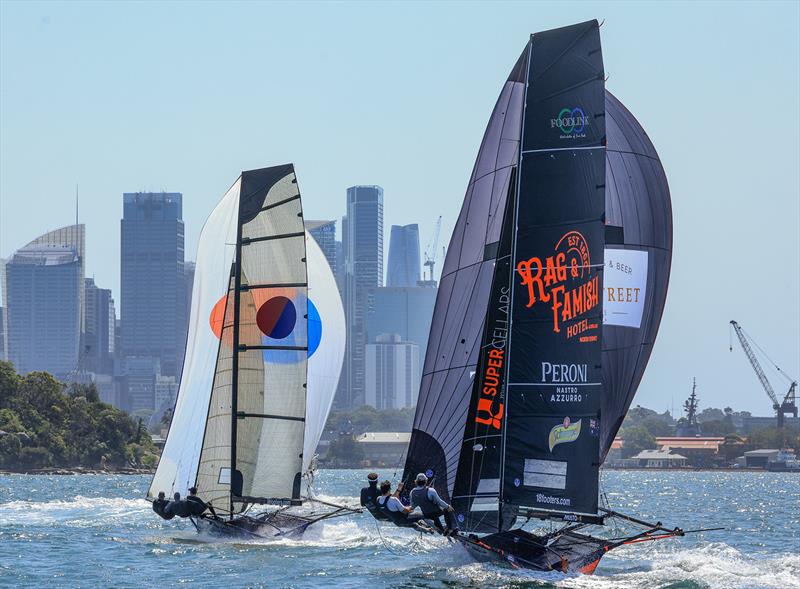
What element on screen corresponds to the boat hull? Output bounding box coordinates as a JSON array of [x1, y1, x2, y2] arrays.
[[458, 528, 612, 574], [192, 512, 313, 539]]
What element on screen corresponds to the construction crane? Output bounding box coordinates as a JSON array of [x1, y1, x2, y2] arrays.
[[729, 320, 798, 428], [423, 216, 442, 282]]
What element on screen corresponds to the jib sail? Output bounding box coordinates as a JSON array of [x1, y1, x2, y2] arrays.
[[402, 47, 529, 516]]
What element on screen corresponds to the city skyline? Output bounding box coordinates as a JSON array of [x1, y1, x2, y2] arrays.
[[1, 1, 798, 414]]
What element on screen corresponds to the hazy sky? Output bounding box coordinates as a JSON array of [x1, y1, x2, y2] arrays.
[[1, 1, 798, 414]]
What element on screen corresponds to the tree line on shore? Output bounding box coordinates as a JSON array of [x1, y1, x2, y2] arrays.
[[0, 361, 158, 471], [618, 405, 800, 458]]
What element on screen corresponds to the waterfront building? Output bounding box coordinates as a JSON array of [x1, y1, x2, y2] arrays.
[[365, 333, 419, 410], [386, 224, 421, 287], [120, 192, 186, 378], [340, 185, 383, 409], [355, 432, 411, 467]]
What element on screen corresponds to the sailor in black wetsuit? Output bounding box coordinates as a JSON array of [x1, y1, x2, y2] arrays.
[[360, 473, 387, 520], [376, 481, 432, 533], [186, 486, 217, 519], [152, 491, 175, 520]]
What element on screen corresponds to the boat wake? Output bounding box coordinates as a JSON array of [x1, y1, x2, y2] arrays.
[[0, 496, 150, 527], [441, 542, 800, 589]]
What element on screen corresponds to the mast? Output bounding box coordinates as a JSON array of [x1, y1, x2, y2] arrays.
[[229, 203, 244, 515]]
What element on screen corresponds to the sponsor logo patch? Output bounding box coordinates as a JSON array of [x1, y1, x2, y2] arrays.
[[548, 417, 582, 452], [551, 107, 589, 139]]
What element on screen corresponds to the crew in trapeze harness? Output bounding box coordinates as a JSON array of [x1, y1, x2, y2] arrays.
[[152, 487, 218, 521], [364, 473, 459, 536]]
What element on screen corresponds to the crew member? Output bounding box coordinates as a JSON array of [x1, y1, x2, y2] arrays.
[[163, 492, 192, 518], [187, 486, 217, 519], [409, 473, 458, 536], [360, 473, 387, 520], [376, 481, 431, 533], [152, 491, 175, 521]]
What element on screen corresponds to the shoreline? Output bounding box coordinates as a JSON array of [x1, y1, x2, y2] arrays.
[[0, 467, 155, 475]]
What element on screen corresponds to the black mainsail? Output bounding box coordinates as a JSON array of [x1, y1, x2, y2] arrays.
[[400, 21, 684, 572]]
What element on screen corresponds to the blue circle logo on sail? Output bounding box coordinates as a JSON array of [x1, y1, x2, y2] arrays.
[[261, 297, 322, 363]]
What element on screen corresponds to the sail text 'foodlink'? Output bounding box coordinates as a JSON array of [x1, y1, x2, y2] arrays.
[[517, 255, 600, 333]]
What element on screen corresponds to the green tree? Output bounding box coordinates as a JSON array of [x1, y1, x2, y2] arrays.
[[0, 361, 159, 471], [326, 436, 364, 466], [620, 425, 656, 458]]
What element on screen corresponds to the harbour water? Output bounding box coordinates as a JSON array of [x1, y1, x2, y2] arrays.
[[0, 470, 797, 588]]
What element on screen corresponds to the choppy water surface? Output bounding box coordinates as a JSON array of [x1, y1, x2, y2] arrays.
[[0, 470, 797, 588]]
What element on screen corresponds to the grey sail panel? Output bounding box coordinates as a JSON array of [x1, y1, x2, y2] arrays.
[[600, 92, 672, 461], [234, 165, 308, 504], [403, 47, 528, 505]]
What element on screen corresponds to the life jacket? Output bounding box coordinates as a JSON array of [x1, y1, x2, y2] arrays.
[[361, 485, 388, 520], [377, 495, 409, 526], [410, 486, 442, 516]]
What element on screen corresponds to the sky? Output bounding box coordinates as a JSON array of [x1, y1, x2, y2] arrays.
[[1, 1, 798, 415]]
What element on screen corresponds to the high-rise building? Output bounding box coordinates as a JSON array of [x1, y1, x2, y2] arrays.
[[0, 305, 5, 361], [184, 261, 195, 353], [365, 333, 419, 409], [366, 284, 437, 396], [340, 186, 384, 408], [386, 224, 421, 287], [306, 220, 337, 274], [120, 192, 186, 378], [5, 242, 81, 376], [84, 278, 116, 375], [119, 355, 161, 413]]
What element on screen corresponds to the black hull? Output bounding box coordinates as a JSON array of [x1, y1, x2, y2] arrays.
[[193, 512, 314, 539], [458, 528, 613, 574]]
